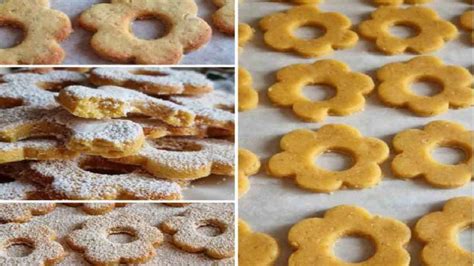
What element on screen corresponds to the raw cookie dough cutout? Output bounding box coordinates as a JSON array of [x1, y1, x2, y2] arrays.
[[238, 148, 261, 198], [359, 6, 458, 54], [268, 60, 374, 122], [0, 223, 65, 265], [268, 124, 389, 193], [260, 5, 358, 57], [239, 24, 254, 53], [79, 0, 212, 64], [460, 10, 474, 43], [392, 120, 473, 188], [0, 0, 72, 64], [274, 0, 323, 4], [211, 0, 235, 35], [415, 197, 473, 266], [377, 56, 473, 116], [288, 205, 410, 265], [67, 214, 163, 265], [239, 68, 259, 112], [373, 0, 432, 5], [239, 219, 279, 266], [0, 203, 55, 223], [161, 203, 235, 259]]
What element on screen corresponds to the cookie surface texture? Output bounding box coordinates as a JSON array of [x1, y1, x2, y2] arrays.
[[212, 0, 235, 35], [260, 5, 358, 57], [239, 68, 259, 112], [415, 197, 473, 266], [79, 0, 212, 64], [239, 219, 279, 266], [288, 205, 410, 265], [377, 56, 473, 116], [359, 6, 457, 54], [373, 0, 432, 5], [0, 0, 72, 64], [392, 120, 473, 188], [268, 124, 389, 192], [268, 60, 374, 122], [67, 214, 163, 265], [460, 10, 474, 43], [238, 148, 260, 198]]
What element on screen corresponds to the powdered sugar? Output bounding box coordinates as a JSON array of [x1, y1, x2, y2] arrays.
[[0, 203, 56, 223], [0, 139, 61, 152]]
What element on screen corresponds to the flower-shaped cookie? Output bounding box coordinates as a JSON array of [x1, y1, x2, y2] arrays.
[[239, 24, 254, 52], [161, 203, 235, 259], [268, 124, 389, 192], [238, 148, 261, 198], [377, 56, 473, 116], [0, 203, 55, 223], [79, 0, 212, 64], [392, 120, 473, 188], [0, 223, 65, 265], [260, 5, 358, 57], [460, 10, 474, 43], [239, 219, 279, 266], [67, 214, 163, 265], [359, 7, 458, 54], [211, 0, 235, 35], [268, 60, 374, 122], [373, 0, 432, 5], [289, 205, 411, 265], [0, 0, 72, 64], [415, 197, 473, 266], [239, 68, 259, 112]]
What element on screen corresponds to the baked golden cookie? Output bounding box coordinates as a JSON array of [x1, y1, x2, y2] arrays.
[[30, 156, 183, 200], [0, 139, 78, 164], [0, 0, 72, 64], [415, 197, 473, 266], [112, 137, 234, 180], [239, 68, 259, 112], [0, 223, 65, 265], [89, 68, 213, 96], [268, 124, 389, 192], [0, 203, 55, 223], [238, 148, 261, 198], [260, 5, 358, 57], [377, 56, 473, 116], [0, 162, 45, 200], [161, 203, 235, 259], [68, 214, 163, 265], [239, 219, 279, 266], [268, 60, 374, 122], [392, 120, 473, 188], [79, 0, 212, 64], [460, 10, 474, 43], [57, 85, 195, 127], [212, 0, 235, 35], [373, 0, 432, 5], [239, 24, 254, 52], [80, 203, 126, 215], [289, 205, 411, 265], [359, 7, 458, 54]]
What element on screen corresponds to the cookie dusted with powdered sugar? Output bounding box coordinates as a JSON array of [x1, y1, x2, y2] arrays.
[[0, 203, 55, 223]]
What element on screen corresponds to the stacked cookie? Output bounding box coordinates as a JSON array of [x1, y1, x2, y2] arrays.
[[0, 68, 235, 200]]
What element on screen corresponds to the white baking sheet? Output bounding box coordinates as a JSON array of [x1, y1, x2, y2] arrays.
[[239, 0, 473, 265], [0, 0, 235, 65]]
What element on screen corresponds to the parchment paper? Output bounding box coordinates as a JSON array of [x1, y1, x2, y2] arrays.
[[239, 0, 473, 265], [0, 0, 235, 65]]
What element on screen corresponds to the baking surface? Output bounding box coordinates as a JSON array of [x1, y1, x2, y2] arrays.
[[239, 0, 473, 265], [8, 203, 235, 265], [0, 0, 235, 65]]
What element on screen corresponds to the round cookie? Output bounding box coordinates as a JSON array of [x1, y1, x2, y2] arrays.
[[268, 124, 389, 193], [239, 219, 279, 266], [377, 56, 473, 116], [260, 5, 358, 57], [79, 0, 212, 64], [211, 0, 235, 35], [89, 68, 213, 96], [288, 205, 410, 265], [268, 60, 374, 122], [67, 214, 163, 265], [30, 156, 183, 200], [161, 203, 235, 259], [0, 0, 72, 64], [392, 120, 473, 188], [415, 197, 473, 266], [460, 10, 474, 43], [238, 68, 259, 112], [359, 7, 458, 55], [238, 148, 261, 198]]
